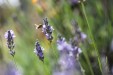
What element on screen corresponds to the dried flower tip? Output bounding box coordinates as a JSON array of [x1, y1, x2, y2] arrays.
[[43, 18, 48, 25]]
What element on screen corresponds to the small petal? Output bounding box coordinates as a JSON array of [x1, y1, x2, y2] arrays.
[[78, 48, 82, 54], [81, 33, 87, 40]]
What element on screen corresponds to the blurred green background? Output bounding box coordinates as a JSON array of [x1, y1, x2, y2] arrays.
[[0, 0, 113, 75]]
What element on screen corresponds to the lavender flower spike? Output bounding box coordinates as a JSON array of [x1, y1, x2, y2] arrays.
[[34, 40, 44, 62], [4, 30, 16, 57], [42, 18, 54, 42]]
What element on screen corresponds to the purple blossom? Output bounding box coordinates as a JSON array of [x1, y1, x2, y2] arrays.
[[34, 40, 44, 62], [57, 36, 73, 54], [57, 35, 82, 58], [42, 18, 54, 42], [54, 35, 82, 75], [4, 30, 16, 57], [80, 32, 87, 41], [71, 47, 82, 58], [35, 18, 54, 42]]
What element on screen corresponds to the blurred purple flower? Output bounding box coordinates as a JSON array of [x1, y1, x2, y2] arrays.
[[71, 47, 82, 58], [57, 35, 73, 54], [80, 33, 87, 41], [5, 62, 22, 75], [34, 40, 44, 62], [4, 30, 16, 57], [57, 35, 82, 58], [58, 55, 76, 70], [54, 35, 82, 75], [71, 21, 87, 44]]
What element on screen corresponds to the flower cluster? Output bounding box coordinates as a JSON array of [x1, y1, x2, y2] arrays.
[[42, 18, 54, 42], [4, 30, 16, 57], [53, 35, 82, 75], [34, 40, 44, 62], [35, 18, 54, 42], [57, 35, 82, 59], [54, 20, 87, 75]]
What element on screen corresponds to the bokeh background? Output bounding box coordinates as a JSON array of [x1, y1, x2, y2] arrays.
[[0, 0, 113, 75]]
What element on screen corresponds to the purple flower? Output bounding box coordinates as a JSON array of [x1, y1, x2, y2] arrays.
[[42, 18, 54, 42], [4, 30, 16, 39], [4, 30, 16, 57], [57, 36, 73, 54], [35, 18, 54, 42], [54, 36, 82, 75], [57, 35, 82, 57], [80, 32, 87, 41], [34, 40, 44, 62], [71, 47, 82, 58]]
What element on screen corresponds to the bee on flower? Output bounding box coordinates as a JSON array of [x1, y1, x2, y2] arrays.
[[35, 18, 54, 42]]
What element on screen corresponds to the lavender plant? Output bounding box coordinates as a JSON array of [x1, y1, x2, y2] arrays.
[[57, 35, 82, 58], [53, 35, 82, 75], [4, 30, 16, 57], [53, 21, 88, 75], [36, 18, 54, 42], [34, 40, 44, 62]]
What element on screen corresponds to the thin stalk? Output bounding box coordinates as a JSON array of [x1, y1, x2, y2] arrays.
[[12, 57, 19, 72], [83, 50, 94, 75], [80, 2, 102, 73], [78, 59, 85, 75], [105, 56, 109, 73]]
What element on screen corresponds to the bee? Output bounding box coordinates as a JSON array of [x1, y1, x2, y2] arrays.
[[35, 24, 42, 29]]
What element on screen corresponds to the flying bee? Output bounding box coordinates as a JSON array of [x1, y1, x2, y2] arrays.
[[35, 24, 43, 29]]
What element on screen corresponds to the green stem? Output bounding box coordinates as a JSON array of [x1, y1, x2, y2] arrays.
[[81, 2, 102, 73], [12, 57, 19, 72], [83, 50, 94, 75], [78, 59, 85, 75]]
